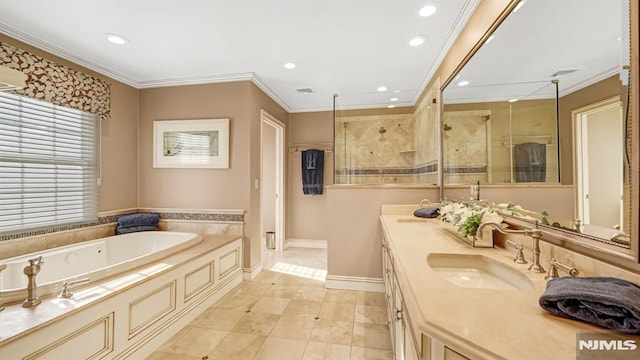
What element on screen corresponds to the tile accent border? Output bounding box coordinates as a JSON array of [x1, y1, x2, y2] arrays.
[[335, 162, 438, 176], [0, 208, 245, 242], [443, 165, 488, 174]]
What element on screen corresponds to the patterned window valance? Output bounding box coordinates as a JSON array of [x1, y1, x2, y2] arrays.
[[0, 42, 110, 120]]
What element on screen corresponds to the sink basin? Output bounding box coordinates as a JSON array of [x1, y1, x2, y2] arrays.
[[426, 253, 535, 291]]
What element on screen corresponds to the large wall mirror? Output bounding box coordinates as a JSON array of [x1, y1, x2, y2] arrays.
[[441, 0, 638, 265]]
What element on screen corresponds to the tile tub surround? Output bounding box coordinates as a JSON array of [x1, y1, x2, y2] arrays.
[[0, 208, 244, 260], [380, 206, 640, 360]]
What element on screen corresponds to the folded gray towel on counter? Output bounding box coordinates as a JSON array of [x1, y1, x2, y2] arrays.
[[539, 277, 640, 334], [413, 207, 440, 219]]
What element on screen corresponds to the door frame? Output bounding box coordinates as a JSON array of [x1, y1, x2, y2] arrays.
[[572, 96, 623, 227], [260, 110, 285, 252]]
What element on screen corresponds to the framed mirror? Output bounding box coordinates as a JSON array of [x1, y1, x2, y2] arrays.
[[440, 0, 638, 265]]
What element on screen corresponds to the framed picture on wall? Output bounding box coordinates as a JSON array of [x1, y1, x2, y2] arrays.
[[153, 118, 230, 168]]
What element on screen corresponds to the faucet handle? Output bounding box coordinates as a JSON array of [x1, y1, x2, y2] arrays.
[[28, 256, 44, 266], [59, 278, 90, 298], [545, 258, 579, 280], [506, 240, 528, 264]]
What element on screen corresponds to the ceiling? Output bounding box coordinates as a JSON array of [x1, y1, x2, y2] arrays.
[[444, 0, 627, 103], [0, 0, 478, 113]]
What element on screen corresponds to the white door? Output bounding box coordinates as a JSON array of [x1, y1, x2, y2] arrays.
[[261, 111, 285, 252], [574, 99, 623, 229]]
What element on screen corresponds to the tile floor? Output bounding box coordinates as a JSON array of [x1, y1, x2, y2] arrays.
[[146, 248, 393, 360]]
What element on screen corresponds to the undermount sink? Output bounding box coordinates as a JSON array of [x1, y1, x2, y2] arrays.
[[426, 253, 535, 291]]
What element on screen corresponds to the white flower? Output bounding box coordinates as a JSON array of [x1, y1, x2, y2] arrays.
[[481, 210, 503, 224]]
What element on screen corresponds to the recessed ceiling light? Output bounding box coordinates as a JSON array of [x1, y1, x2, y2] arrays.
[[512, 0, 527, 13], [509, 98, 519, 103], [284, 62, 297, 70], [485, 35, 495, 44], [387, 105, 396, 108], [419, 4, 438, 17], [390, 97, 399, 102], [377, 86, 388, 92], [103, 33, 128, 45], [457, 80, 470, 87], [409, 36, 426, 47], [393, 90, 400, 93]]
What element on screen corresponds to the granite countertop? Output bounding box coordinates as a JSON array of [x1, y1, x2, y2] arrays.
[[380, 208, 600, 360]]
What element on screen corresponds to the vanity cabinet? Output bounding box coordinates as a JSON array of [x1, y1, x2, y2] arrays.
[[382, 233, 472, 360], [382, 235, 421, 360]]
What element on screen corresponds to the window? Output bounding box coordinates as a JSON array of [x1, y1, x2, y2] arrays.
[[0, 92, 99, 235]]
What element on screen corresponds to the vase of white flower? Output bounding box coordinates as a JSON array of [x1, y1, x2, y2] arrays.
[[440, 202, 503, 247]]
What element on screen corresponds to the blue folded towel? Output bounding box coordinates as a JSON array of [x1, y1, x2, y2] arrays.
[[116, 213, 160, 235], [539, 277, 640, 334], [414, 207, 440, 218]]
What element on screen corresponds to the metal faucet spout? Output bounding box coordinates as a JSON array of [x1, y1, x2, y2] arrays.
[[476, 221, 545, 273], [22, 256, 44, 308]]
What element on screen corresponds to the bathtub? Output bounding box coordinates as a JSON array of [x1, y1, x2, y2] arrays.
[[0, 231, 202, 304], [0, 232, 243, 359]]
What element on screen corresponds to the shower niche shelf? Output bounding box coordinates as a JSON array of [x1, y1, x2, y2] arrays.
[[399, 149, 416, 162]]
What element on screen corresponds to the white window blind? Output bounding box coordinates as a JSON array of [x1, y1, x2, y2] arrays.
[[0, 92, 99, 235]]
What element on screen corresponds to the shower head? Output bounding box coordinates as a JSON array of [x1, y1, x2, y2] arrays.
[[443, 123, 452, 131], [378, 126, 387, 134]]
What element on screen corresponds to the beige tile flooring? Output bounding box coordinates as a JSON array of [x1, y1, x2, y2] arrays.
[[147, 248, 392, 360]]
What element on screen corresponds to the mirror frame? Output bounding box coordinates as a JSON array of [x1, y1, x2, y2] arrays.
[[439, 0, 640, 271]]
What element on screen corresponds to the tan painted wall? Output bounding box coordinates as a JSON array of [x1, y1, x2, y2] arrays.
[[0, 34, 139, 212], [559, 75, 625, 184], [326, 187, 440, 278], [138, 81, 288, 270], [444, 186, 575, 221], [287, 111, 334, 241], [138, 82, 252, 209]]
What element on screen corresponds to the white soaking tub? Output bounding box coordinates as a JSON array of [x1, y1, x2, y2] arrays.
[[0, 231, 202, 304]]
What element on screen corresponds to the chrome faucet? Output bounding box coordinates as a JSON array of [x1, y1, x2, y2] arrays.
[[476, 221, 545, 273], [22, 256, 44, 308]]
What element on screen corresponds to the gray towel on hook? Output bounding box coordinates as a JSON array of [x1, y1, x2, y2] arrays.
[[301, 149, 324, 195], [539, 277, 640, 334]]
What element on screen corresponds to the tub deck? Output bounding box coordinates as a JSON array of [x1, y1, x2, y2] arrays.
[[0, 234, 240, 345]]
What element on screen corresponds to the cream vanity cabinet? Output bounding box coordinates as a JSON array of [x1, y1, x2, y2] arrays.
[[382, 235, 421, 360], [382, 234, 472, 360]]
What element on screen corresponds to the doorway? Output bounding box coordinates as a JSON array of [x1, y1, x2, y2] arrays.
[[261, 110, 285, 254], [573, 97, 624, 230]]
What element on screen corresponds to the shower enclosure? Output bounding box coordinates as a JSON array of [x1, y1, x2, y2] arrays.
[[442, 81, 559, 184], [333, 89, 439, 185]]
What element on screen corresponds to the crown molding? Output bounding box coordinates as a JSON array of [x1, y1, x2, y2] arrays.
[[249, 73, 292, 112], [0, 23, 139, 87], [136, 72, 254, 88], [559, 66, 619, 97]]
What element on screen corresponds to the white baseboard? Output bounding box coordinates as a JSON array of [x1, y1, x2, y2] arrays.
[[285, 238, 327, 249], [243, 261, 263, 280], [325, 275, 384, 292]]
